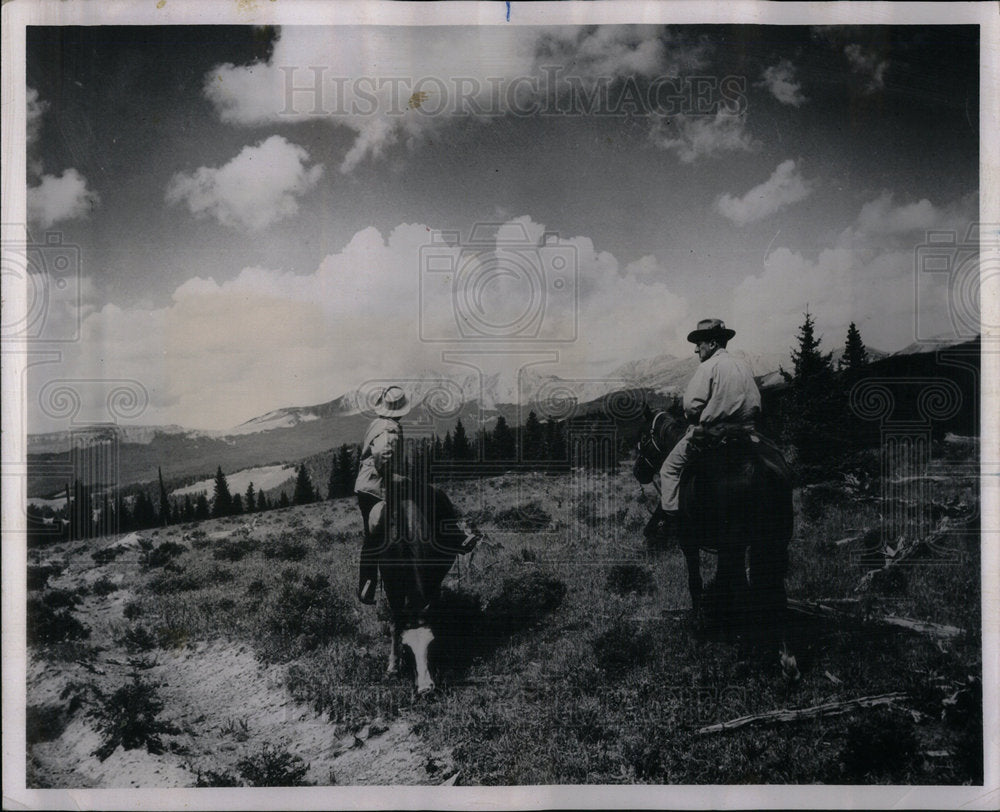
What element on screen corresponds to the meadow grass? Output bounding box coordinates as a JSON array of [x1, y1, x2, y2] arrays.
[[26, 450, 983, 785]]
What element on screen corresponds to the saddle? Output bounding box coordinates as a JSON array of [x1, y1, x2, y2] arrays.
[[687, 424, 793, 486]]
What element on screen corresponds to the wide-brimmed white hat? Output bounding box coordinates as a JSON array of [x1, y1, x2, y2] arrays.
[[373, 385, 410, 418]]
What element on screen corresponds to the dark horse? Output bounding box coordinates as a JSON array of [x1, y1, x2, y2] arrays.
[[373, 475, 472, 694], [634, 406, 797, 674]]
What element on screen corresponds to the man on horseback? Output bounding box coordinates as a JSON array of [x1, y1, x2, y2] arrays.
[[354, 385, 409, 604], [649, 318, 761, 543]]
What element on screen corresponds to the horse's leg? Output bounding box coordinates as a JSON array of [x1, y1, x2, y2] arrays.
[[387, 619, 401, 676], [680, 540, 702, 615], [749, 537, 797, 678]]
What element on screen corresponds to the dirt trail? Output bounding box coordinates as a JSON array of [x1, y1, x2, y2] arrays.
[[28, 533, 454, 788]]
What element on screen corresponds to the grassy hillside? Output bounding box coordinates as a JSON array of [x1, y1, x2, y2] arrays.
[[26, 444, 981, 787]]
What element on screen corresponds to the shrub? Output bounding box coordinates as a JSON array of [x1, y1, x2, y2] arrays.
[[26, 704, 68, 745], [91, 545, 127, 566], [605, 564, 656, 596], [88, 672, 179, 761], [493, 502, 551, 531], [235, 743, 312, 787], [263, 536, 310, 562], [123, 600, 144, 620], [27, 563, 64, 591], [149, 572, 203, 595], [92, 576, 119, 596], [27, 597, 90, 646], [194, 768, 242, 787], [40, 587, 85, 609], [486, 572, 566, 634], [592, 620, 654, 675], [213, 537, 259, 562], [263, 574, 352, 656], [840, 708, 918, 781], [140, 541, 188, 570], [116, 624, 157, 653], [208, 565, 236, 584], [246, 579, 268, 598]]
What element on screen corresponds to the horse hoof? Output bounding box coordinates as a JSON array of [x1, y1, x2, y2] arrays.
[[417, 683, 435, 697], [386, 663, 399, 677]]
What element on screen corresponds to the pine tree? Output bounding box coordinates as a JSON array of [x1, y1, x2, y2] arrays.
[[491, 415, 516, 460], [781, 310, 834, 389], [327, 444, 354, 499], [232, 493, 244, 514], [442, 430, 454, 460], [293, 465, 315, 505], [195, 493, 210, 520], [780, 311, 838, 466], [842, 321, 869, 375], [157, 466, 170, 526], [452, 419, 472, 461], [212, 466, 233, 517], [278, 491, 290, 509], [546, 419, 566, 463], [183, 495, 194, 522], [523, 410, 545, 460], [257, 492, 269, 511], [245, 482, 256, 513], [432, 434, 443, 461]]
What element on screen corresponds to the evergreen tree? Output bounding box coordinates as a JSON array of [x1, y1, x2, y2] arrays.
[[442, 430, 454, 460], [116, 494, 132, 533], [780, 311, 839, 466], [212, 466, 233, 517], [232, 493, 244, 514], [781, 310, 834, 389], [328, 444, 354, 499], [293, 464, 316, 505], [278, 491, 290, 509], [257, 492, 269, 512], [452, 420, 472, 460], [842, 321, 869, 375], [522, 410, 545, 460], [183, 494, 194, 522], [245, 482, 256, 513], [491, 415, 516, 460], [545, 419, 567, 463], [432, 434, 444, 461], [195, 493, 210, 520], [157, 467, 170, 526]]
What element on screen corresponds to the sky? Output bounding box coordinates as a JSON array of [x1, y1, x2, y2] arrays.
[[22, 23, 980, 431]]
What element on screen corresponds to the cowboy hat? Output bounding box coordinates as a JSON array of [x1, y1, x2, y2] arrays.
[[373, 385, 411, 418], [687, 318, 736, 344]]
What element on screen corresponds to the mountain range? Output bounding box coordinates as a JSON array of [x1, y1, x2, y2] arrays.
[[25, 337, 964, 498]]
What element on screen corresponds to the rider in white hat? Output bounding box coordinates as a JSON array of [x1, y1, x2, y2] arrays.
[[354, 385, 410, 603], [652, 319, 761, 541]]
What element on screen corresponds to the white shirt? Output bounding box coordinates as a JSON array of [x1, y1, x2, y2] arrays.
[[683, 349, 761, 426]]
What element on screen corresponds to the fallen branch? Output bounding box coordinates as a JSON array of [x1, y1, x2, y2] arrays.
[[880, 615, 962, 640], [788, 598, 964, 641], [696, 692, 908, 735]]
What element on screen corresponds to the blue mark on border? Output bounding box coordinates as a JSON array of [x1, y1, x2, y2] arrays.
[[506, 2, 511, 22]]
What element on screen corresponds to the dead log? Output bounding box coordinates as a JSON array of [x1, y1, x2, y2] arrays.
[[788, 599, 964, 641], [696, 692, 908, 735], [880, 615, 962, 639]]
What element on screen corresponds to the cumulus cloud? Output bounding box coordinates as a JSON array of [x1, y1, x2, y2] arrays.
[[715, 159, 811, 226], [757, 59, 806, 106], [854, 191, 941, 235], [203, 26, 710, 172], [165, 135, 323, 230], [732, 191, 977, 354], [649, 110, 758, 163], [27, 86, 47, 148], [844, 43, 888, 93], [27, 168, 101, 228], [29, 215, 691, 430]]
